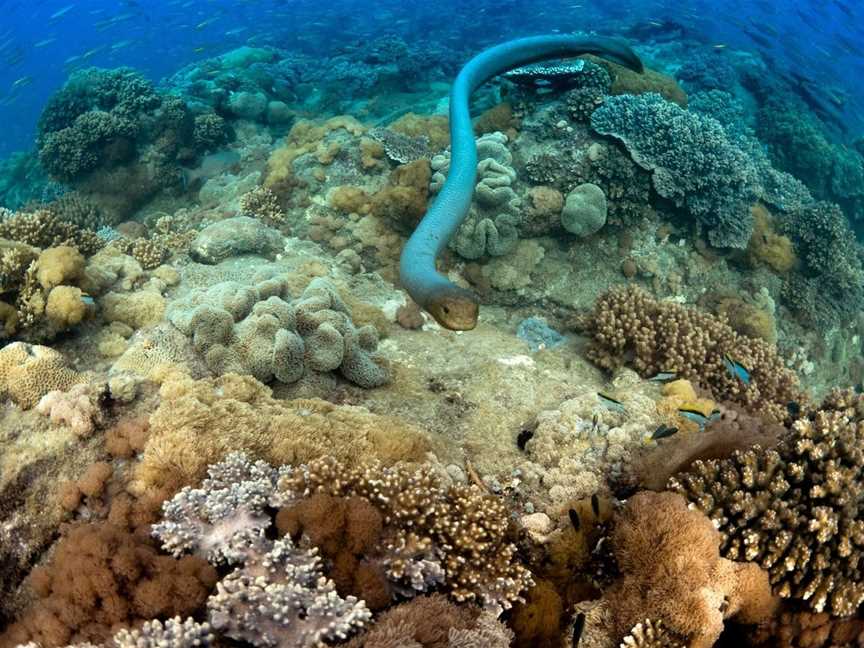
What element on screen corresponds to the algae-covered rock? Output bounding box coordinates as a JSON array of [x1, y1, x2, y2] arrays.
[[562, 183, 607, 237], [191, 216, 284, 264]]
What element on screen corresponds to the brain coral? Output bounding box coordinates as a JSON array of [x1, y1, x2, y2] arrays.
[[591, 93, 758, 248], [430, 131, 522, 259], [167, 275, 390, 388], [669, 390, 864, 617]]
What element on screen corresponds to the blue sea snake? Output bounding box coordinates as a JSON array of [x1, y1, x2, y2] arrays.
[[399, 35, 643, 330]]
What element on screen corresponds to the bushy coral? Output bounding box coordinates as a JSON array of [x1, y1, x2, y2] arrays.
[[167, 276, 390, 388], [669, 390, 864, 616], [274, 455, 534, 608], [776, 201, 864, 327], [0, 521, 217, 648], [577, 491, 776, 648], [576, 287, 806, 421], [591, 93, 758, 247]]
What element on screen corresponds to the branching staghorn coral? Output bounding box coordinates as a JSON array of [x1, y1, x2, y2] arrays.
[[430, 131, 522, 259], [576, 286, 806, 421], [669, 390, 864, 617], [273, 455, 533, 609]]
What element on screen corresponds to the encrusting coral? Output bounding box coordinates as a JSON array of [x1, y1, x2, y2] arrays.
[[669, 389, 864, 616], [167, 275, 390, 388], [576, 286, 806, 421], [131, 371, 430, 496], [0, 342, 85, 409]]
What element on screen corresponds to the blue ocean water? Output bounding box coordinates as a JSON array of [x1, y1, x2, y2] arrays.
[[0, 0, 862, 158]]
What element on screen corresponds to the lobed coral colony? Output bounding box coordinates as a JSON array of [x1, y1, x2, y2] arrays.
[[3, 20, 864, 648]]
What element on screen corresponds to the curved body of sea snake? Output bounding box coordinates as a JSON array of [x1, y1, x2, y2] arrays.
[[398, 35, 643, 330]]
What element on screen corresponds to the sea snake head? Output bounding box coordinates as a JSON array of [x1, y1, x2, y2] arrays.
[[426, 284, 480, 331]]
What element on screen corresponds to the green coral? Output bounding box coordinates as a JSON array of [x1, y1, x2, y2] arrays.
[[431, 132, 522, 259]]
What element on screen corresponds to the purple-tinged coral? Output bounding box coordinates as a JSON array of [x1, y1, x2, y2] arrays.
[[152, 452, 276, 565], [207, 537, 371, 647]]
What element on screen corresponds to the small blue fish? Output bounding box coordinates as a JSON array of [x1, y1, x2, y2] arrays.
[[723, 354, 751, 385], [648, 371, 677, 382], [598, 392, 626, 414], [678, 408, 721, 431]]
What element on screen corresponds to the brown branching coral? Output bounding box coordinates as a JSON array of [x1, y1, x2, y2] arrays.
[[620, 620, 686, 648], [274, 456, 534, 608], [585, 491, 775, 648], [669, 392, 864, 617], [0, 521, 217, 648], [0, 209, 103, 255], [576, 286, 806, 420], [240, 186, 287, 228]]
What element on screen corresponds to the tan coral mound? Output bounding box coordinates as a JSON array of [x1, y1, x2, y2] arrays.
[[577, 286, 805, 421], [0, 342, 85, 409], [583, 491, 776, 648], [131, 371, 431, 495]]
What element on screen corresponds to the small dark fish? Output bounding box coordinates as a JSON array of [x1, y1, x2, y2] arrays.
[[568, 508, 581, 531], [516, 429, 534, 451], [723, 354, 751, 385], [598, 392, 626, 414], [572, 613, 586, 647], [787, 401, 801, 417], [651, 424, 679, 440], [591, 494, 600, 517]]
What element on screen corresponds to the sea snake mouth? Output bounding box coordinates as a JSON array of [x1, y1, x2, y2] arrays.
[[398, 35, 643, 332]]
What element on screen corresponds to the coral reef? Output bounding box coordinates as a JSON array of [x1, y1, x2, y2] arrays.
[[577, 491, 775, 648], [274, 455, 533, 608], [166, 275, 390, 388], [591, 93, 757, 248], [131, 371, 430, 495], [576, 287, 805, 421], [669, 390, 864, 616], [776, 201, 864, 327], [0, 520, 217, 647], [430, 131, 521, 259]]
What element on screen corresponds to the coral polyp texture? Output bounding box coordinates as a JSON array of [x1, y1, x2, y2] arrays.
[[669, 390, 864, 616], [577, 286, 805, 421], [166, 275, 390, 388], [273, 455, 533, 608], [591, 92, 758, 248]]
